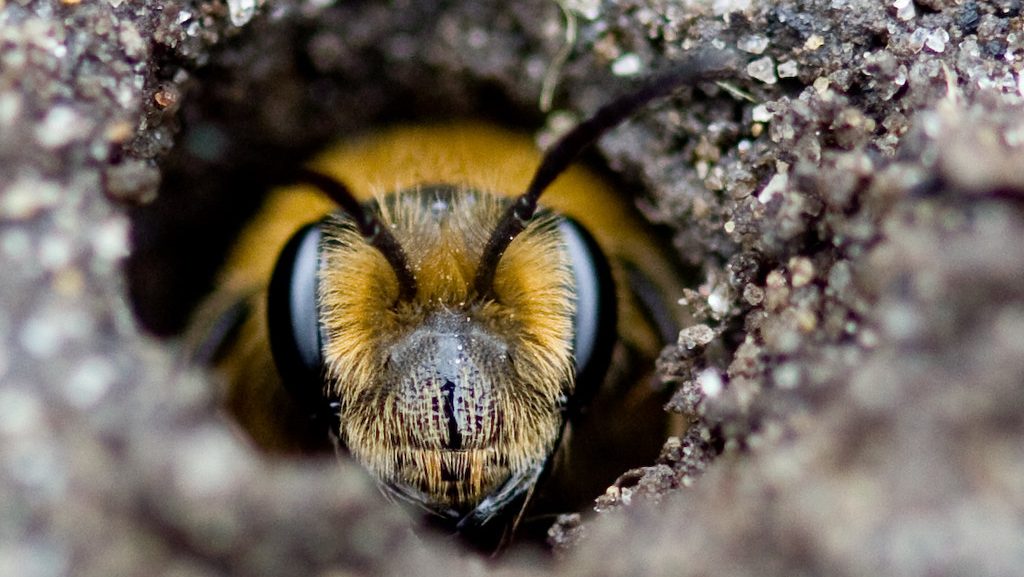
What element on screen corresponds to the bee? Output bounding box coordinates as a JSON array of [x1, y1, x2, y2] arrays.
[[189, 50, 734, 547]]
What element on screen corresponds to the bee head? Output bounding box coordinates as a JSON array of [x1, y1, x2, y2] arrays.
[[270, 185, 609, 524], [266, 49, 735, 527]]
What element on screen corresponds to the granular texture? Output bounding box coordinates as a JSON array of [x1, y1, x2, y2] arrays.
[[2, 0, 1022, 575]]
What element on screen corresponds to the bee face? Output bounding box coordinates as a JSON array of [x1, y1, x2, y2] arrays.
[[345, 311, 561, 519], [214, 50, 734, 543], [273, 186, 586, 522]]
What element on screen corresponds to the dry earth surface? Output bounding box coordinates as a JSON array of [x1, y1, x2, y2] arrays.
[[1, 0, 1023, 576]]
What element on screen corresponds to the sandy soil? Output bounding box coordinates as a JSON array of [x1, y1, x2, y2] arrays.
[[1, 0, 1022, 575]]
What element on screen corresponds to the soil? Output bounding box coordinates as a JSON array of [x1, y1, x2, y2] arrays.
[[1, 0, 1022, 575]]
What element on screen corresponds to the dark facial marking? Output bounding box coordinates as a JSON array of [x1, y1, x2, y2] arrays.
[[441, 379, 464, 450]]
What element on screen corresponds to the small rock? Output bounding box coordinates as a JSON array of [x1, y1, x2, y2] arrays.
[[747, 56, 778, 84], [678, 324, 715, 349]]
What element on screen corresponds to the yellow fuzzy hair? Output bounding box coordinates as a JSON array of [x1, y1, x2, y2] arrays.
[[317, 188, 574, 510], [221, 123, 681, 357]]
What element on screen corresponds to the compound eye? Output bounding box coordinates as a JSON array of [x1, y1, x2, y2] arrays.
[[558, 217, 617, 411], [267, 222, 325, 407]]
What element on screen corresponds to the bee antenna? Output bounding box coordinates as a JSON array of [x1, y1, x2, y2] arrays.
[[296, 168, 418, 301], [473, 48, 737, 298]]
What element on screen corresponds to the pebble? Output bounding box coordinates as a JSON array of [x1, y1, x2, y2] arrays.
[[746, 56, 778, 84]]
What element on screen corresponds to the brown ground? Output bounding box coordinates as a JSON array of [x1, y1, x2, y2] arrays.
[[1, 0, 1022, 575]]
